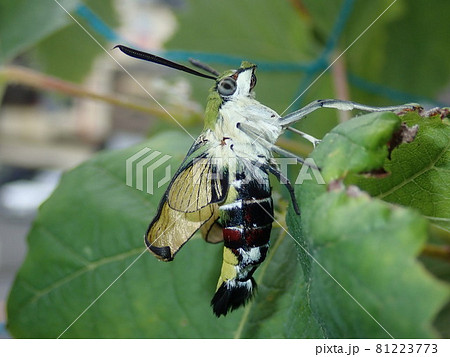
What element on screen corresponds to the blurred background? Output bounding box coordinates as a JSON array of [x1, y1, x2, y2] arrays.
[[0, 0, 449, 337]]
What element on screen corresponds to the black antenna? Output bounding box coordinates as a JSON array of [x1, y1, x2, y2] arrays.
[[114, 45, 217, 80], [189, 58, 220, 77]]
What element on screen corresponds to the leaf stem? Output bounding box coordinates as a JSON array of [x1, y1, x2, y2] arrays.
[[421, 244, 450, 263], [0, 65, 202, 125], [330, 51, 351, 122]]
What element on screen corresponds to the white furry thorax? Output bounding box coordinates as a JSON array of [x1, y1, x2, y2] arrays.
[[205, 96, 283, 164]]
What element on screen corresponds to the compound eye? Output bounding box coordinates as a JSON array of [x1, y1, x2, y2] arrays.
[[250, 73, 257, 90], [218, 77, 237, 96]]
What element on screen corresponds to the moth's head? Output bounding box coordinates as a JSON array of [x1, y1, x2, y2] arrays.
[[114, 45, 259, 128], [214, 62, 257, 100], [114, 45, 258, 101]]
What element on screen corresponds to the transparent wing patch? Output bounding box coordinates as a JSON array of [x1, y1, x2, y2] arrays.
[[145, 153, 228, 260]]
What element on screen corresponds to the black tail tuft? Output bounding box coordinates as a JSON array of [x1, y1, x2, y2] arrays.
[[211, 278, 256, 317]]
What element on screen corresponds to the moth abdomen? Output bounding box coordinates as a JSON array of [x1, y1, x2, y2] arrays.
[[211, 243, 269, 317], [212, 171, 273, 316], [211, 277, 256, 317]]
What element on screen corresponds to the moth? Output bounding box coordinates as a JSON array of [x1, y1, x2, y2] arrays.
[[116, 45, 416, 316]]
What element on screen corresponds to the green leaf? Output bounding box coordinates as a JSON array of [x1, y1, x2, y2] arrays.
[[382, 0, 450, 98], [33, 22, 106, 83], [234, 231, 324, 338], [6, 131, 319, 337], [300, 187, 447, 338], [6, 115, 449, 338], [5, 0, 450, 339], [287, 111, 450, 338], [165, 0, 318, 112], [0, 0, 78, 63], [6, 130, 325, 338], [303, 0, 450, 103], [0, 0, 119, 82], [313, 111, 401, 181], [167, 0, 450, 113], [7, 131, 242, 338], [348, 112, 450, 232], [32, 0, 119, 82], [167, 1, 314, 62]]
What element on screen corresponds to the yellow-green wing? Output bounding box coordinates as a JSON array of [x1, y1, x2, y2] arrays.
[[200, 212, 223, 244], [168, 157, 227, 212], [146, 199, 218, 261], [145, 140, 228, 260]]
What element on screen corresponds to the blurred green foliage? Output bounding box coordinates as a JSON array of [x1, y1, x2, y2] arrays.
[[2, 0, 449, 338], [0, 0, 119, 82]]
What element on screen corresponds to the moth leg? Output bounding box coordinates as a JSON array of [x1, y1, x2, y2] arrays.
[[279, 99, 420, 127], [237, 122, 317, 169], [270, 145, 305, 165], [257, 161, 300, 215], [286, 126, 321, 147], [270, 145, 321, 172]]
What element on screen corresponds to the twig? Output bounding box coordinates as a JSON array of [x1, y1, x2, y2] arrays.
[[421, 244, 450, 263], [0, 65, 202, 125]]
